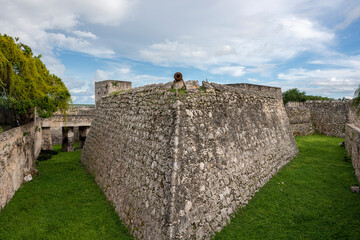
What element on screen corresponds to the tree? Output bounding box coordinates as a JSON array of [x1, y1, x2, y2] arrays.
[[282, 88, 307, 105], [0, 34, 71, 119], [282, 88, 333, 105]]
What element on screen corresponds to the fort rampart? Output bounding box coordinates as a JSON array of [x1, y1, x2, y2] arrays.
[[0, 119, 42, 209], [345, 124, 360, 182], [81, 82, 298, 239], [285, 101, 359, 137]]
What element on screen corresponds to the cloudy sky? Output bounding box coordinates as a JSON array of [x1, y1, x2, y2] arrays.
[[1, 0, 360, 103]]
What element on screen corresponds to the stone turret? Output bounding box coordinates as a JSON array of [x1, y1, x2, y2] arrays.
[[95, 80, 132, 105]]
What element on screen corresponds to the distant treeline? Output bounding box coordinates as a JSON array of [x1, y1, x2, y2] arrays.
[[282, 88, 333, 105]]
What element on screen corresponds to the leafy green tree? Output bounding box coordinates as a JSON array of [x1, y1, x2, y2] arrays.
[[0, 34, 71, 118], [282, 88, 307, 105], [304, 95, 333, 101], [283, 88, 333, 105]]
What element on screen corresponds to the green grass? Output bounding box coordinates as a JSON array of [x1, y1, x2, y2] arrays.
[[214, 135, 360, 240], [1, 135, 359, 239], [0, 145, 133, 240]]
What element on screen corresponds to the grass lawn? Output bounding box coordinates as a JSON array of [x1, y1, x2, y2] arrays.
[[0, 135, 359, 239], [214, 135, 360, 240], [0, 145, 133, 240]]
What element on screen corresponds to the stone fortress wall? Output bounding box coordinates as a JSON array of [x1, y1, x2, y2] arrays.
[[0, 118, 42, 209], [95, 80, 132, 104], [42, 106, 95, 145], [346, 123, 360, 182], [285, 102, 314, 136], [81, 81, 298, 239], [226, 83, 282, 99], [285, 101, 360, 137]]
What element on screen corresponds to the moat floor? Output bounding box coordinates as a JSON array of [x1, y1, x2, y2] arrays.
[[0, 135, 359, 239], [214, 135, 360, 240], [0, 145, 133, 240]]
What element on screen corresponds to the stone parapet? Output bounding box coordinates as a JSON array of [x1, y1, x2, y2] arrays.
[[0, 120, 42, 210], [81, 82, 298, 239], [285, 100, 360, 137]]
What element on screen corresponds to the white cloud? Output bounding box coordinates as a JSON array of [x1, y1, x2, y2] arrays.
[[72, 0, 136, 25], [0, 0, 348, 73], [211, 66, 246, 77], [116, 68, 131, 74], [71, 89, 87, 94], [0, 0, 133, 74], [138, 8, 335, 71], [140, 40, 207, 67], [277, 66, 360, 97], [94, 70, 111, 81], [335, 5, 360, 30], [0, 0, 358, 102], [247, 78, 261, 83], [216, 45, 237, 56], [73, 30, 97, 39], [280, 17, 333, 41], [42, 55, 66, 78]]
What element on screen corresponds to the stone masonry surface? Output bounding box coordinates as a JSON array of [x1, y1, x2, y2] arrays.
[[81, 81, 298, 239], [345, 124, 360, 182], [0, 119, 42, 209], [285, 102, 314, 136], [305, 101, 349, 137], [226, 83, 282, 100], [285, 101, 360, 137], [95, 80, 132, 105], [42, 106, 95, 145]]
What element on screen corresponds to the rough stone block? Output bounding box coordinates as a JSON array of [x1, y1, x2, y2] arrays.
[[78, 126, 90, 149], [185, 80, 200, 92], [41, 127, 53, 150], [81, 82, 298, 240]]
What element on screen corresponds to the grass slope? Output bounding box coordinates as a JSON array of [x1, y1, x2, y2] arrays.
[[0, 145, 133, 240], [0, 135, 359, 239], [214, 135, 360, 240]]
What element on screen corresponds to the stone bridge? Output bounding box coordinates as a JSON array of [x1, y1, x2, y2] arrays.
[[41, 107, 95, 152], [41, 80, 131, 152]]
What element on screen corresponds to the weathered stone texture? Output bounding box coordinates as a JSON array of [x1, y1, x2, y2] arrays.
[[345, 124, 360, 182], [285, 101, 359, 137], [95, 80, 132, 104], [81, 82, 298, 240], [0, 120, 42, 210], [348, 105, 360, 126], [184, 80, 200, 92], [42, 106, 95, 145], [41, 127, 53, 150], [62, 127, 75, 152], [78, 126, 90, 149], [226, 83, 282, 99], [304, 101, 348, 137], [82, 84, 176, 239], [285, 102, 314, 136]]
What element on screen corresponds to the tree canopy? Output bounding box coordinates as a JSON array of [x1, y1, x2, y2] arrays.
[[0, 34, 71, 118], [282, 88, 333, 105]]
